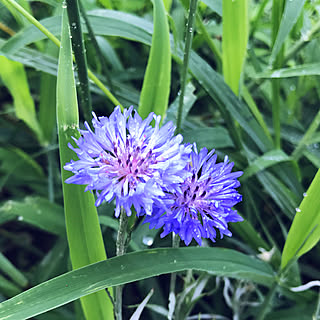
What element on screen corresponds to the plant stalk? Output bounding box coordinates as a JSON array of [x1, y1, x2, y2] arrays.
[[176, 0, 198, 134], [115, 208, 129, 320]]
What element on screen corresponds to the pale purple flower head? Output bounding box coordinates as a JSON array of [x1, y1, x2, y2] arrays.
[[144, 145, 243, 246], [64, 106, 191, 217]]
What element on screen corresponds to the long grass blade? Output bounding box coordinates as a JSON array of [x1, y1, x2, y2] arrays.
[[138, 0, 171, 120], [222, 0, 248, 95], [56, 6, 113, 319], [281, 169, 320, 269]]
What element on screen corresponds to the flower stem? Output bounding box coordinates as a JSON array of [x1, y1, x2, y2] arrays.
[[176, 0, 198, 134], [256, 281, 278, 320], [115, 208, 129, 320], [168, 233, 180, 320]]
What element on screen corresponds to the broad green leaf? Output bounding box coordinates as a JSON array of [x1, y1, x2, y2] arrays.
[[201, 0, 222, 16], [253, 63, 320, 79], [56, 7, 113, 319], [0, 56, 43, 142], [0, 197, 65, 236], [222, 0, 248, 95], [270, 0, 307, 65], [0, 248, 275, 320], [183, 127, 234, 150], [281, 169, 320, 269], [241, 150, 291, 181], [138, 0, 171, 120]]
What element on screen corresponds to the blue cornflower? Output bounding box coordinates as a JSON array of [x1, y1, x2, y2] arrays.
[[64, 106, 191, 217], [144, 145, 243, 246]]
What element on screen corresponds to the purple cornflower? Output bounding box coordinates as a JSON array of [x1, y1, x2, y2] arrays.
[[144, 145, 243, 246], [64, 106, 191, 217]]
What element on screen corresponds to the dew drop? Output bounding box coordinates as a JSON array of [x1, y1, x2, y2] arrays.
[[17, 216, 24, 221], [295, 208, 301, 213], [142, 236, 154, 246], [173, 259, 177, 263], [303, 192, 307, 197]]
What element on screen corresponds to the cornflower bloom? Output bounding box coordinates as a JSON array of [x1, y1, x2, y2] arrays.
[[64, 106, 191, 217], [144, 145, 243, 246]]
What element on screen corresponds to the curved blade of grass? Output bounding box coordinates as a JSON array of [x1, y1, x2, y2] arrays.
[[222, 0, 248, 95], [0, 56, 43, 143], [201, 0, 222, 16], [138, 0, 171, 120], [0, 197, 65, 236], [0, 252, 28, 288], [281, 169, 320, 269], [270, 0, 307, 66], [56, 7, 113, 319], [241, 150, 291, 181], [253, 63, 320, 79], [0, 247, 275, 320]]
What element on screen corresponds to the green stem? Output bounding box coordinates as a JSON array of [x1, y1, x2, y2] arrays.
[[2, 0, 122, 109], [312, 290, 320, 320], [66, 0, 92, 121], [115, 208, 129, 320], [256, 281, 278, 320], [79, 0, 114, 92], [176, 0, 198, 134], [271, 0, 285, 149], [168, 233, 181, 320]]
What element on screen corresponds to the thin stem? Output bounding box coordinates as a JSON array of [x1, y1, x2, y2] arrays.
[[313, 290, 320, 320], [256, 280, 278, 320], [2, 0, 122, 109], [66, 0, 92, 121], [176, 0, 198, 134], [115, 208, 129, 320], [79, 0, 114, 92], [168, 233, 180, 320]]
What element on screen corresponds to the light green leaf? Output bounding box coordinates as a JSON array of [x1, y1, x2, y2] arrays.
[[56, 7, 113, 319], [183, 127, 234, 150], [0, 247, 275, 320], [222, 0, 248, 95], [138, 0, 171, 120], [253, 63, 320, 79], [270, 0, 307, 65], [0, 56, 43, 142], [281, 169, 320, 269], [0, 197, 65, 236], [201, 0, 222, 16], [241, 150, 291, 181]]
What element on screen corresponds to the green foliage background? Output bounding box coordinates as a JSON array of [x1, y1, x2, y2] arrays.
[[0, 0, 319, 319]]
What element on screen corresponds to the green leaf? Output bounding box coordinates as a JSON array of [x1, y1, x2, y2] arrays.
[[253, 63, 320, 79], [222, 0, 248, 95], [0, 248, 275, 320], [201, 0, 222, 16], [56, 7, 113, 319], [0, 197, 65, 236], [270, 0, 307, 65], [183, 127, 234, 150], [138, 0, 171, 120], [0, 56, 43, 142], [241, 150, 291, 181], [281, 169, 320, 269]]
